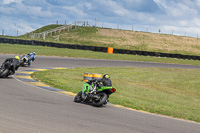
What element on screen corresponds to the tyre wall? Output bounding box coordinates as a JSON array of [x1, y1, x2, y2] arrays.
[[0, 38, 199, 61]]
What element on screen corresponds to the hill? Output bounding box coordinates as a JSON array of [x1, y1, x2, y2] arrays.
[[20, 24, 200, 56]]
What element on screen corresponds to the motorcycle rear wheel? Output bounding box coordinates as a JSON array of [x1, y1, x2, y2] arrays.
[[74, 91, 82, 103], [92, 92, 108, 107]]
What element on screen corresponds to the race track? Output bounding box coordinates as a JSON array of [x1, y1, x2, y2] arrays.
[[0, 54, 200, 133]]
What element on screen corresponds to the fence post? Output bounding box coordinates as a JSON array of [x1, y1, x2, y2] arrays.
[[95, 18, 97, 27], [43, 33, 46, 40]]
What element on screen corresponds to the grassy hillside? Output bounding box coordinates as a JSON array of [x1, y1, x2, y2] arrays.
[[13, 24, 200, 56]]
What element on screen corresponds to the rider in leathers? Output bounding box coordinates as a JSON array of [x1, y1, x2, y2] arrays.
[[3, 56, 21, 75], [97, 74, 112, 87], [82, 74, 112, 100]]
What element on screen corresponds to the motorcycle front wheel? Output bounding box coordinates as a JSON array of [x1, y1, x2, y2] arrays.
[[21, 62, 29, 67], [92, 92, 108, 107], [0, 68, 10, 78], [74, 91, 82, 103]]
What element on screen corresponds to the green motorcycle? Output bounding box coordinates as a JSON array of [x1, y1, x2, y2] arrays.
[[74, 79, 116, 107]]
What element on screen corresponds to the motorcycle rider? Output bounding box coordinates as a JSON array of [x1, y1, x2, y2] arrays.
[[92, 74, 113, 91], [27, 52, 36, 61], [82, 74, 112, 100], [97, 74, 112, 87], [27, 52, 36, 66], [2, 56, 21, 74]]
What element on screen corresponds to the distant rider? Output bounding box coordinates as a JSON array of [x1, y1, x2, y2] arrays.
[[27, 52, 36, 66], [27, 51, 36, 61]]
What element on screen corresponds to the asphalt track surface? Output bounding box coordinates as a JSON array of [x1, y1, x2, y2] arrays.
[[0, 54, 200, 133]]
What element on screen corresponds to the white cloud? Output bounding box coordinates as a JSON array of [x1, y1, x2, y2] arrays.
[[0, 16, 37, 36], [2, 0, 23, 5], [194, 0, 200, 7], [97, 0, 131, 16], [83, 2, 93, 10], [0, 2, 54, 18], [193, 18, 200, 27], [154, 0, 198, 17], [63, 6, 88, 18], [17, 23, 35, 34]]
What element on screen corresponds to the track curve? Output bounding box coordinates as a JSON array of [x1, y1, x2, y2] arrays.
[[0, 55, 200, 133]]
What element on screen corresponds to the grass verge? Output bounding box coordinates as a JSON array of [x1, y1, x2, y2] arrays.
[[32, 67, 200, 123], [0, 43, 200, 66]]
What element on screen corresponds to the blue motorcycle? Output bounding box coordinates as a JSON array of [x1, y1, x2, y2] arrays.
[[20, 52, 36, 67]]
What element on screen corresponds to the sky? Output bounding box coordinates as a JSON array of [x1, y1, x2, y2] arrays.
[[0, 0, 200, 37]]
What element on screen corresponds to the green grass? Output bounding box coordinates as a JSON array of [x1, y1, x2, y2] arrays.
[[31, 67, 200, 123], [0, 43, 200, 66], [14, 25, 200, 56], [24, 24, 64, 34], [1, 24, 197, 56]]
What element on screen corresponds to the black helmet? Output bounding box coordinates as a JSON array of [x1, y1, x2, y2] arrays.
[[103, 74, 110, 79]]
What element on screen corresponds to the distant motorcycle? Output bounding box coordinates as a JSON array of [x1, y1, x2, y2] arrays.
[[20, 52, 36, 67], [74, 79, 116, 107], [20, 55, 30, 67], [0, 62, 14, 78]]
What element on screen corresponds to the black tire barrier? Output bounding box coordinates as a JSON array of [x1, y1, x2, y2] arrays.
[[182, 55, 187, 60], [187, 55, 192, 60], [125, 50, 131, 54], [197, 56, 200, 60], [90, 46, 96, 51], [177, 54, 181, 58], [102, 47, 107, 52], [113, 49, 125, 54], [113, 49, 119, 54], [76, 45, 83, 50], [0, 38, 3, 43], [160, 53, 166, 57], [131, 51, 137, 55], [143, 51, 149, 56], [94, 46, 103, 52], [148, 52, 155, 56], [85, 46, 96, 51], [191, 56, 197, 60], [0, 37, 199, 61], [136, 51, 143, 55]]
